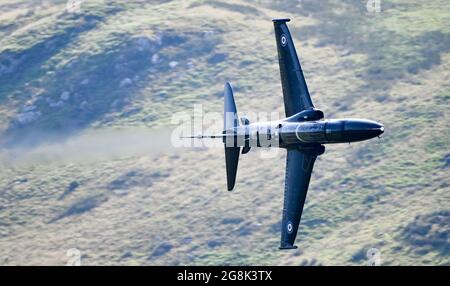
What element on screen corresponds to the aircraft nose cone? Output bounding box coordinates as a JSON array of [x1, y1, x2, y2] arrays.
[[377, 123, 385, 137], [344, 119, 384, 142]]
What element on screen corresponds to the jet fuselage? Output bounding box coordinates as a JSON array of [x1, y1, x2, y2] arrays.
[[224, 117, 384, 149]]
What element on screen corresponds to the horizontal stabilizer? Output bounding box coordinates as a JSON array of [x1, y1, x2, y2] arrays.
[[225, 146, 240, 191], [223, 82, 240, 191]]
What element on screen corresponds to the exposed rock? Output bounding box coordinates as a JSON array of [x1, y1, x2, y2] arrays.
[[0, 53, 23, 76], [203, 30, 215, 37], [112, 189, 128, 196], [14, 111, 41, 125], [102, 114, 115, 123], [54, 101, 64, 108], [340, 49, 352, 57], [119, 78, 132, 88], [154, 34, 163, 46], [110, 99, 122, 108], [21, 105, 36, 113], [169, 61, 178, 68], [46, 98, 64, 108], [60, 91, 70, 101], [79, 100, 88, 110], [13, 178, 28, 184], [134, 37, 152, 52], [120, 107, 141, 117], [151, 53, 160, 64]]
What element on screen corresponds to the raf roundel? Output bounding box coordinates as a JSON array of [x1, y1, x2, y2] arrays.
[[281, 34, 288, 47], [287, 221, 293, 234]]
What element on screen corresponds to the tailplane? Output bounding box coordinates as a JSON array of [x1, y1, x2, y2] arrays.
[[180, 82, 242, 191], [223, 82, 240, 191]]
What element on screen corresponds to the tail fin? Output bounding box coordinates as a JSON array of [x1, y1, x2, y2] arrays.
[[223, 82, 240, 191]]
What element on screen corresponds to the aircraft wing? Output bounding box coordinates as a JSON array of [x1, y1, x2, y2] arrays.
[[279, 148, 317, 249], [273, 18, 314, 117]]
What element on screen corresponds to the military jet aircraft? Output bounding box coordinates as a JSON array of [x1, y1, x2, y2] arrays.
[[185, 19, 384, 249]]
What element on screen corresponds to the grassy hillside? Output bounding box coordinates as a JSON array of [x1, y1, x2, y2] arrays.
[[0, 0, 448, 265]]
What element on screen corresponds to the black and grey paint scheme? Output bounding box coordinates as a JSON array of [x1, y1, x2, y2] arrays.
[[185, 19, 384, 249]]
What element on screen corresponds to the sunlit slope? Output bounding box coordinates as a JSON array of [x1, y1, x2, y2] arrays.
[[0, 0, 448, 265]]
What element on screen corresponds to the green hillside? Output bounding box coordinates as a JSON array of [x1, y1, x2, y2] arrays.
[[0, 0, 448, 265]]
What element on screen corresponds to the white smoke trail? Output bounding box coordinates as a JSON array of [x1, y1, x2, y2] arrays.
[[0, 127, 173, 167]]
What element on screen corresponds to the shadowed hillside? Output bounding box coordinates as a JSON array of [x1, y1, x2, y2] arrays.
[[0, 0, 448, 265]]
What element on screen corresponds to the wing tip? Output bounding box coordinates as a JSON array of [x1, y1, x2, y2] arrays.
[[272, 18, 291, 23], [279, 244, 298, 250]]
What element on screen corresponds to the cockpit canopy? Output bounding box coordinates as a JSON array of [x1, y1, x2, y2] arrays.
[[284, 108, 324, 122]]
